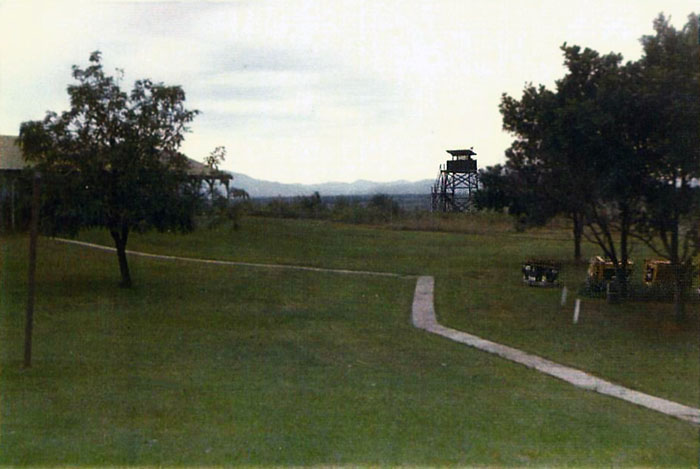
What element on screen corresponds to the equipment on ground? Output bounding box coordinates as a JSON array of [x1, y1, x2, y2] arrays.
[[644, 259, 697, 294], [643, 259, 674, 287], [586, 256, 633, 290], [522, 259, 561, 287]]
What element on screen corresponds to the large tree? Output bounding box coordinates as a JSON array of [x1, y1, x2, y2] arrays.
[[497, 44, 651, 296], [556, 45, 653, 298], [495, 13, 699, 311], [18, 51, 199, 287], [497, 49, 624, 264], [633, 14, 700, 321], [499, 81, 589, 257], [474, 162, 562, 232]]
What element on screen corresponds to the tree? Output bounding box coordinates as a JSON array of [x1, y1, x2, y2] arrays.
[[496, 13, 699, 310], [493, 12, 699, 314], [499, 78, 591, 261], [203, 145, 228, 201], [475, 163, 560, 232], [473, 165, 510, 213], [204, 145, 226, 171], [555, 45, 653, 298], [499, 42, 657, 296], [633, 14, 700, 321], [368, 193, 401, 220], [18, 51, 199, 287]]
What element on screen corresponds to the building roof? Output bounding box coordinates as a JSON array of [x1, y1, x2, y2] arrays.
[[185, 157, 232, 180], [0, 135, 228, 179], [0, 135, 28, 170], [447, 149, 477, 157]]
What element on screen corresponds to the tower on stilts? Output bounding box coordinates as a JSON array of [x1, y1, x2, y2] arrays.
[[431, 148, 480, 212]]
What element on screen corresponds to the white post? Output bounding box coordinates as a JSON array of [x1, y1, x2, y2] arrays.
[[573, 299, 581, 324], [560, 286, 568, 307]]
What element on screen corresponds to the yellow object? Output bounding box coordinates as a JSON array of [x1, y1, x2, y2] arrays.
[[587, 256, 633, 285], [643, 259, 673, 286], [644, 259, 698, 291]]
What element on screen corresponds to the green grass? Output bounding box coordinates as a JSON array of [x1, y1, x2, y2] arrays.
[[438, 270, 700, 408], [70, 215, 579, 275], [1, 215, 698, 466], [72, 216, 699, 407]]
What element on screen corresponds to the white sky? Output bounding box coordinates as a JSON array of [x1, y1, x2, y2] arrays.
[[0, 0, 697, 184]]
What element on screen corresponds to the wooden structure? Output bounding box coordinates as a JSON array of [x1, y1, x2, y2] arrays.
[[431, 148, 480, 212], [0, 135, 238, 230]]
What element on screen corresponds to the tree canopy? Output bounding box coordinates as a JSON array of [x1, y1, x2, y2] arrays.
[[18, 51, 200, 287], [482, 13, 700, 319], [634, 14, 700, 319]]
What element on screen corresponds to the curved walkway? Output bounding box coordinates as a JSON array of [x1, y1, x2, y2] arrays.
[[413, 276, 700, 425], [54, 238, 700, 425], [56, 238, 411, 279]]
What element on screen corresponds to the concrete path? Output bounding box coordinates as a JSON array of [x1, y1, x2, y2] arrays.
[[53, 238, 700, 425], [54, 238, 411, 279], [412, 275, 700, 425]]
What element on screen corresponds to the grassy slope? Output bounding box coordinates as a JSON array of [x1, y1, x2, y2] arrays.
[[74, 216, 699, 406], [0, 217, 697, 466]]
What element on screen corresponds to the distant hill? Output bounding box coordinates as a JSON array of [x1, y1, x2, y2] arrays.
[[229, 172, 433, 198]]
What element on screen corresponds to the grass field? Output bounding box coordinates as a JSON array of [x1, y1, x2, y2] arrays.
[[1, 214, 698, 466], [69, 215, 700, 407]]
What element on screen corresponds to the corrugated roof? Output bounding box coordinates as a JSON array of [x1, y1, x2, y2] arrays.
[[0, 135, 227, 179], [0, 135, 27, 170]]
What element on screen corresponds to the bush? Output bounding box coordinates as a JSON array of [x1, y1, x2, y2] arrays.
[[247, 192, 403, 225], [204, 199, 250, 230]]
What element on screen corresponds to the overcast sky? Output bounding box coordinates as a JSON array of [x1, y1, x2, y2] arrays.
[[0, 1, 697, 184]]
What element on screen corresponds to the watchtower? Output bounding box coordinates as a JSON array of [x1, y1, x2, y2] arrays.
[[431, 148, 480, 212]]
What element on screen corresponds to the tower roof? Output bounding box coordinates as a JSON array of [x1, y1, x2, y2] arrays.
[[447, 149, 476, 157]]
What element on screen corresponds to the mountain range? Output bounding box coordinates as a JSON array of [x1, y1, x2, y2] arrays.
[[228, 172, 434, 198]]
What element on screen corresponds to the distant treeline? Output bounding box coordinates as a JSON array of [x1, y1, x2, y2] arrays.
[[249, 193, 431, 211], [240, 192, 430, 224]]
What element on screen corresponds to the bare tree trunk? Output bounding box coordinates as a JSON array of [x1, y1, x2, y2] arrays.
[[110, 225, 131, 288], [669, 212, 684, 323], [619, 231, 629, 300], [673, 264, 686, 323], [572, 211, 583, 262], [614, 206, 631, 300]]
